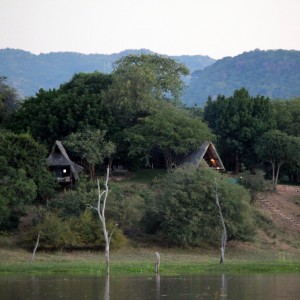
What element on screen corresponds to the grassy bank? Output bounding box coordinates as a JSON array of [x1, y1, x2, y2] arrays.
[[1, 245, 300, 276]]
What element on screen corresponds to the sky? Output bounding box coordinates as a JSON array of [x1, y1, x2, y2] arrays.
[[1, 0, 299, 59]]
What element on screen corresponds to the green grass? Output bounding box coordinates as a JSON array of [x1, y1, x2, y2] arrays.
[[125, 169, 167, 184], [1, 246, 300, 276], [1, 260, 299, 276]]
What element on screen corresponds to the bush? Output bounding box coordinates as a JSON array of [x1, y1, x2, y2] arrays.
[[151, 164, 256, 247], [239, 170, 266, 203], [20, 210, 127, 250], [107, 183, 146, 235]]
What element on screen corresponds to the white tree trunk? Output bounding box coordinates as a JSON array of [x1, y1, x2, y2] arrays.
[[30, 233, 40, 263], [155, 252, 160, 274], [87, 167, 117, 275], [275, 162, 284, 190], [214, 180, 227, 264]]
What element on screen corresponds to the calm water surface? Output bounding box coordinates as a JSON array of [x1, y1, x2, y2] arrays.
[[0, 273, 300, 299]]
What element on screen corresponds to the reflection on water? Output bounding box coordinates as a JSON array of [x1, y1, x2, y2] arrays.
[[104, 275, 109, 300], [156, 274, 160, 300], [0, 273, 300, 299]]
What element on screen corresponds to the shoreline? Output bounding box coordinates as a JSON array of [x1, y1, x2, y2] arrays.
[[1, 245, 300, 276]]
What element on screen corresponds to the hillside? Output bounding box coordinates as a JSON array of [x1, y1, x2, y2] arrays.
[[0, 48, 215, 97], [2, 48, 300, 106], [183, 49, 300, 106], [251, 185, 300, 255]]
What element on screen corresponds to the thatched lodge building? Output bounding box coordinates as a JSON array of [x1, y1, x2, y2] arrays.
[[46, 140, 83, 186]]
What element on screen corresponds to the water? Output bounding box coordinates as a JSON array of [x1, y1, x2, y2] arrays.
[[0, 273, 300, 299]]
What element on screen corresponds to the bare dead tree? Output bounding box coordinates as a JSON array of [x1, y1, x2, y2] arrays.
[[30, 233, 40, 263], [214, 179, 227, 264], [87, 167, 117, 274], [155, 252, 160, 274]]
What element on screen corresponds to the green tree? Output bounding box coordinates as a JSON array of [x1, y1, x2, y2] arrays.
[[7, 72, 113, 145], [0, 130, 56, 200], [255, 130, 300, 190], [152, 164, 255, 246], [64, 128, 116, 179], [273, 98, 300, 137], [107, 54, 189, 129], [125, 103, 214, 168], [204, 88, 275, 173], [0, 76, 20, 125], [0, 164, 37, 230]]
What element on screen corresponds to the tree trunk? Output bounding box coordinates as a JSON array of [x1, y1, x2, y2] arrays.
[[87, 167, 115, 275], [163, 150, 173, 169], [234, 153, 240, 174], [274, 162, 284, 190], [215, 180, 227, 264], [155, 252, 160, 274], [105, 244, 110, 275], [272, 161, 276, 190], [30, 233, 40, 263]]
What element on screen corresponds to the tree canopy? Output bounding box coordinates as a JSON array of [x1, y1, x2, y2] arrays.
[[152, 164, 255, 246], [0, 76, 20, 125], [0, 130, 56, 229], [204, 88, 275, 172], [125, 102, 214, 168], [273, 98, 300, 137], [255, 130, 300, 189], [64, 128, 116, 179], [8, 72, 113, 145], [106, 54, 189, 129]]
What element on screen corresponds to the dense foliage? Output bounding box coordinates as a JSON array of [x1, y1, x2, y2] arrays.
[[125, 102, 214, 168], [0, 76, 19, 124], [150, 164, 255, 246], [204, 88, 275, 172], [8, 72, 113, 145], [1, 52, 300, 251], [0, 130, 56, 230], [255, 130, 300, 189], [64, 128, 116, 179]]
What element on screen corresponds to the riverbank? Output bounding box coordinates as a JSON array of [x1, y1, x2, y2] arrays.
[[1, 243, 300, 276], [1, 184, 299, 276]]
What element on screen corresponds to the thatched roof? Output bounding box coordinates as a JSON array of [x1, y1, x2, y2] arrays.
[[46, 140, 84, 180], [181, 141, 225, 170]]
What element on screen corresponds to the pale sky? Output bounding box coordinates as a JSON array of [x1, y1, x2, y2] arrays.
[[1, 0, 299, 59]]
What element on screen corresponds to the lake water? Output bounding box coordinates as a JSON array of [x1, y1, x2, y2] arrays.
[[0, 273, 300, 299]]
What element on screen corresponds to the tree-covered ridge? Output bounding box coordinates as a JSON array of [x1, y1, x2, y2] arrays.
[[183, 49, 300, 106], [0, 48, 215, 97]]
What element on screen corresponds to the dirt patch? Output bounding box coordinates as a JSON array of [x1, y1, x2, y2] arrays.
[[258, 185, 300, 239]]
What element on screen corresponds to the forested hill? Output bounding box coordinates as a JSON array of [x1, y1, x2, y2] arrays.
[[183, 49, 300, 107], [0, 48, 215, 97]]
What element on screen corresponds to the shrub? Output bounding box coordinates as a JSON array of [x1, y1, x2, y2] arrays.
[[239, 170, 266, 203], [20, 210, 127, 250], [152, 164, 255, 247], [107, 183, 146, 235]]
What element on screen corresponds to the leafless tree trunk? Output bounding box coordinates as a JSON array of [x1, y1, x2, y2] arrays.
[[87, 167, 117, 274], [214, 180, 227, 264], [30, 233, 40, 263], [155, 252, 160, 274]]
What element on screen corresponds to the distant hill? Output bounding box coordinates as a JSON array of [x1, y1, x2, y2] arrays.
[[0, 48, 215, 97], [183, 49, 300, 106]]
